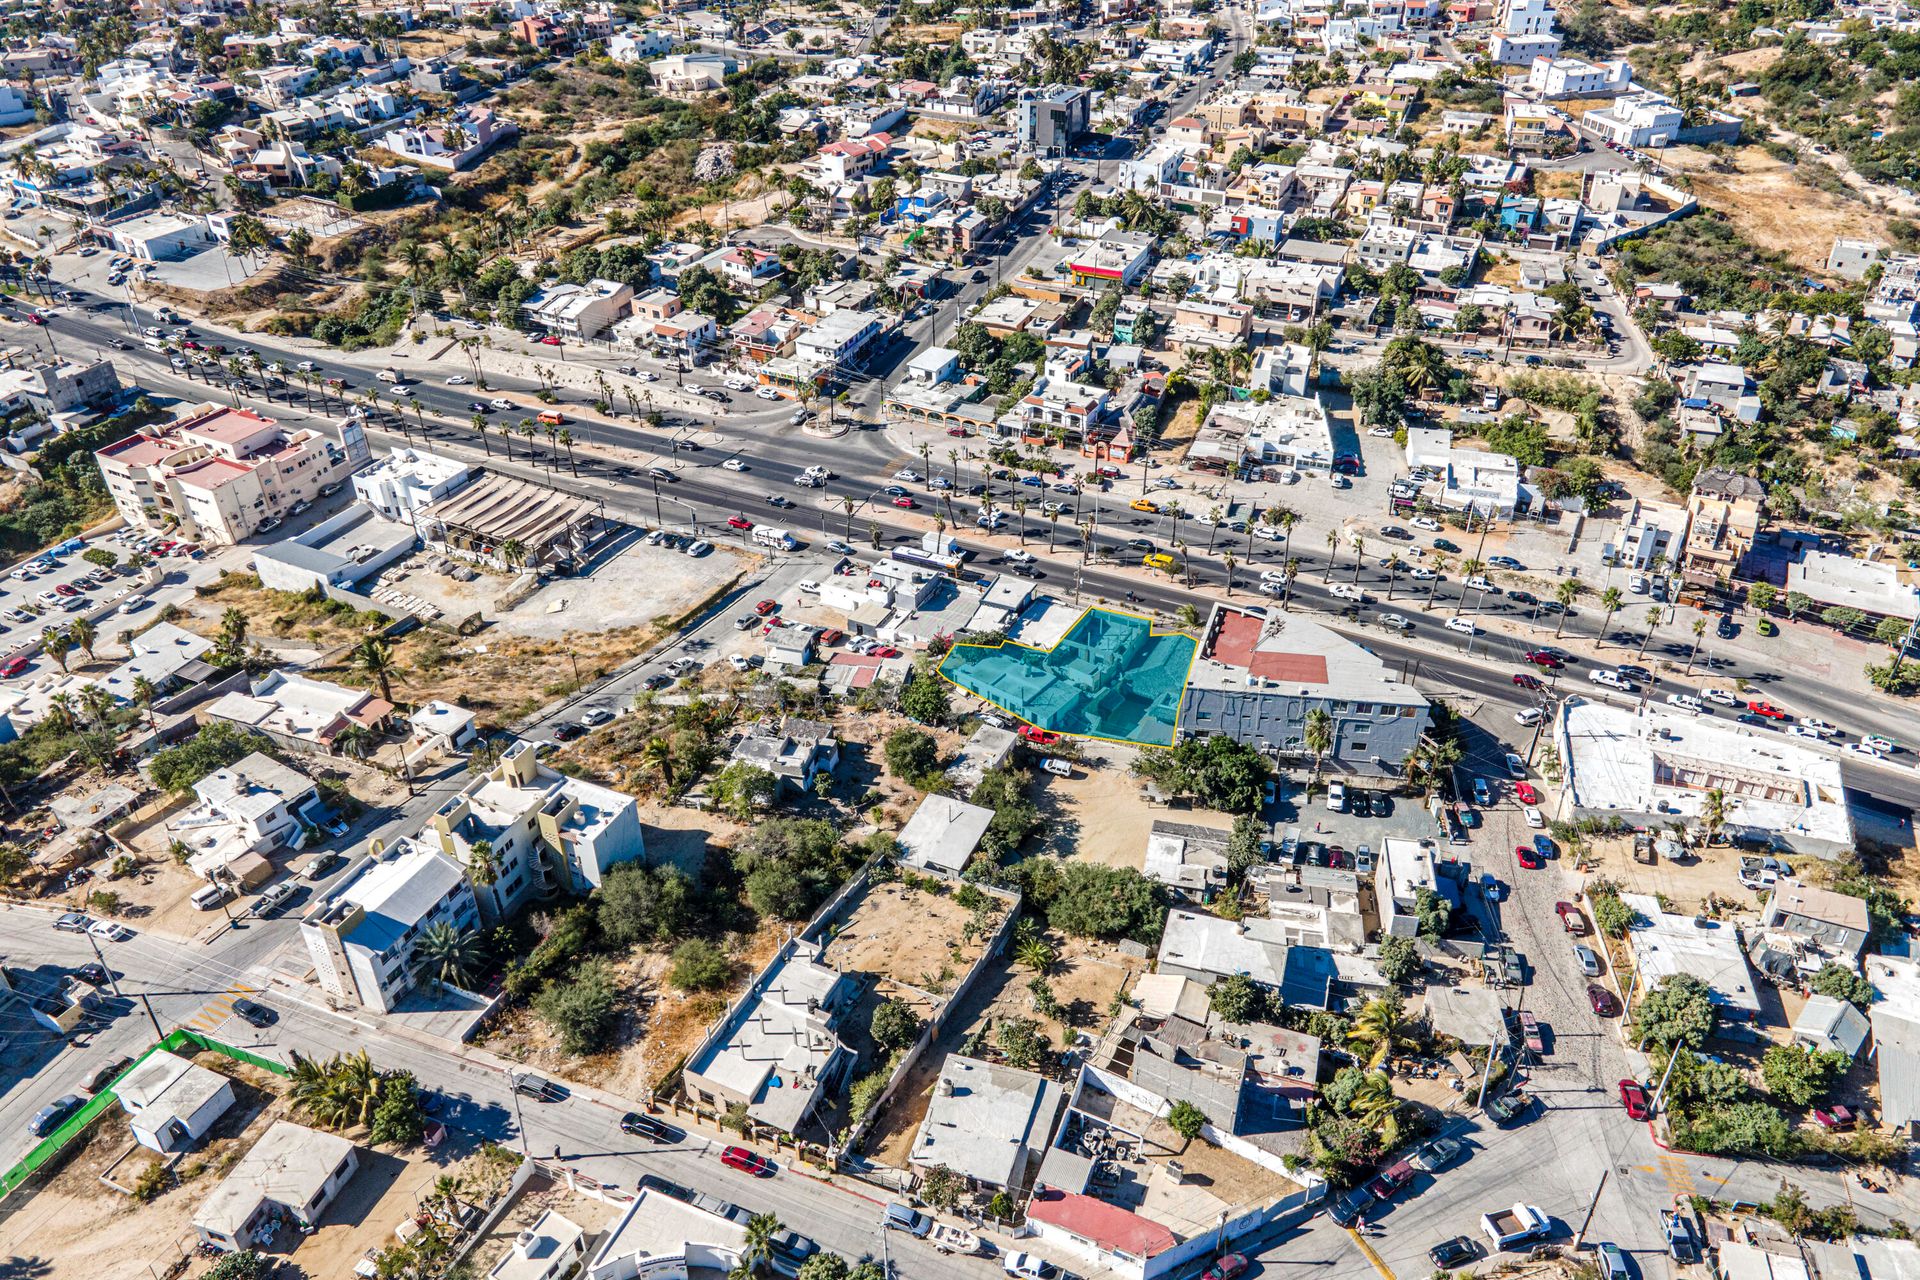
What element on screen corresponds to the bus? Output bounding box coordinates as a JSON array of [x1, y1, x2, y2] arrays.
[[890, 546, 971, 579], [537, 410, 566, 427]]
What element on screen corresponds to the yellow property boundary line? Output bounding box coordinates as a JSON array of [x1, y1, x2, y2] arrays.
[[934, 605, 1203, 751]]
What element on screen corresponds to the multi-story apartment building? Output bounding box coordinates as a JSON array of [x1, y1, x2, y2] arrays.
[[301, 842, 481, 1013], [419, 740, 646, 922], [95, 403, 369, 545]]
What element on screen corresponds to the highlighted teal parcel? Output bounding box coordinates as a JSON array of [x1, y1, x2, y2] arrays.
[[938, 608, 1198, 747]]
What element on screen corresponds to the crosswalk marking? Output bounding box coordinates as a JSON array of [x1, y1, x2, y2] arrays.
[[1657, 1153, 1698, 1200], [183, 985, 262, 1032]]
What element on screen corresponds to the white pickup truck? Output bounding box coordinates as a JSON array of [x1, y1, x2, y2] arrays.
[[1481, 1203, 1551, 1251]]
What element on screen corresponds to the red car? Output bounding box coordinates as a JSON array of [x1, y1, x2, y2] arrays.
[[1746, 701, 1789, 720], [1202, 1255, 1249, 1280], [1515, 843, 1542, 870], [52, 583, 78, 598], [1619, 1080, 1650, 1120], [754, 599, 779, 616], [0, 655, 27, 677], [871, 645, 900, 658], [1525, 650, 1563, 669], [1556, 902, 1589, 935], [819, 629, 845, 645], [891, 496, 916, 509], [720, 1146, 774, 1176], [726, 516, 753, 530], [182, 340, 202, 350], [946, 426, 972, 437], [538, 335, 562, 346], [1512, 673, 1541, 689], [1018, 725, 1060, 746], [1515, 781, 1539, 805], [24, 313, 44, 325], [1588, 984, 1619, 1017]]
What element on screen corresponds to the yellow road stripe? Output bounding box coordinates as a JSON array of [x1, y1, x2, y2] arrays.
[[1346, 1227, 1398, 1280]]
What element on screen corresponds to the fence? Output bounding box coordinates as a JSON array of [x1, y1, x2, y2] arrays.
[[0, 1027, 286, 1203]]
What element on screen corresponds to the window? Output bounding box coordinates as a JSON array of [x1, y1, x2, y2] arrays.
[[1350, 740, 1367, 753]]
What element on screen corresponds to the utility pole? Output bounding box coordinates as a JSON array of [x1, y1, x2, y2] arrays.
[[1649, 1043, 1684, 1117], [1476, 1040, 1499, 1109], [506, 1067, 531, 1156], [1571, 1169, 1610, 1252], [137, 992, 166, 1041], [84, 930, 123, 998]]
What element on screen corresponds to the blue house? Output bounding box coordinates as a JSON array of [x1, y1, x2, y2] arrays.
[[1498, 195, 1541, 231]]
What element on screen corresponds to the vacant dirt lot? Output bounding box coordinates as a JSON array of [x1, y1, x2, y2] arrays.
[[1673, 146, 1895, 274], [1034, 742, 1171, 870], [821, 879, 1009, 1010]]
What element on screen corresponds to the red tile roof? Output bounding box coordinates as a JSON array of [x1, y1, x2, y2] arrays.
[[1211, 608, 1328, 685], [1028, 1189, 1177, 1258]]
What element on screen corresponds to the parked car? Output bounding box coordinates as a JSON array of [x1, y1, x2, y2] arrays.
[[1003, 1254, 1059, 1280], [620, 1112, 677, 1142], [1202, 1255, 1248, 1280], [1430, 1238, 1478, 1268], [1588, 984, 1620, 1017], [27, 1094, 84, 1137], [720, 1146, 775, 1176], [1619, 1079, 1651, 1120]]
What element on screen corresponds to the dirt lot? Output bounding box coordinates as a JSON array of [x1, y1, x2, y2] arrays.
[[0, 1051, 486, 1280], [174, 565, 738, 730], [865, 931, 1140, 1168], [475, 900, 784, 1102], [821, 879, 1010, 1011], [1033, 742, 1187, 869], [1670, 145, 1896, 274]]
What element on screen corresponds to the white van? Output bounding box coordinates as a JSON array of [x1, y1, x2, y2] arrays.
[[752, 526, 797, 551], [143, 336, 167, 353], [376, 368, 401, 383], [190, 883, 232, 911]]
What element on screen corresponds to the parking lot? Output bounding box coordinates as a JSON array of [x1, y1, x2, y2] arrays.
[[0, 532, 166, 658]]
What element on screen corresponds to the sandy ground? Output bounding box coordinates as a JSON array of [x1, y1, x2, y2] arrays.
[[1670, 145, 1896, 274], [866, 932, 1139, 1169], [1580, 832, 1767, 916], [821, 880, 1009, 1010], [1036, 745, 1192, 868]]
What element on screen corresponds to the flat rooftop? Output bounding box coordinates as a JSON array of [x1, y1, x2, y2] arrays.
[[1561, 698, 1852, 846], [1189, 606, 1426, 705]]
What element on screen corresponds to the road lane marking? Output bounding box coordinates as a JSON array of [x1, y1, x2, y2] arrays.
[[183, 984, 261, 1031], [1346, 1227, 1398, 1280]]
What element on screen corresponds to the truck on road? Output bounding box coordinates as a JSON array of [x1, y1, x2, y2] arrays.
[[752, 526, 797, 551], [1481, 1204, 1551, 1251]]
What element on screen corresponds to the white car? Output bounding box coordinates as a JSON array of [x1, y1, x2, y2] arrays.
[[1252, 525, 1284, 541], [1524, 807, 1544, 829], [1464, 575, 1494, 593], [754, 386, 781, 401], [635, 370, 659, 382], [1379, 612, 1411, 630], [684, 539, 712, 556], [1367, 426, 1396, 438], [1703, 688, 1740, 706], [724, 376, 752, 391], [1412, 516, 1442, 531], [1444, 617, 1476, 635], [1629, 574, 1649, 594], [1515, 707, 1543, 727], [1786, 725, 1821, 738], [1041, 758, 1072, 777], [489, 397, 515, 410], [296, 360, 317, 372], [87, 919, 132, 942], [796, 580, 822, 594], [722, 458, 748, 472], [804, 465, 831, 480], [1003, 1254, 1059, 1280], [446, 374, 469, 385], [895, 469, 923, 482], [1845, 742, 1884, 760], [1802, 719, 1839, 737], [1329, 583, 1366, 602], [1664, 693, 1703, 713], [728, 654, 753, 672], [1408, 567, 1436, 581], [1006, 549, 1037, 565], [1863, 734, 1896, 753]]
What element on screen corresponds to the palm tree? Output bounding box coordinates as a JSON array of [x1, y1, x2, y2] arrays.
[[1323, 528, 1339, 582], [640, 736, 675, 792], [354, 636, 398, 704], [1350, 535, 1366, 585], [1222, 550, 1237, 597], [334, 723, 374, 759], [131, 675, 158, 733], [1347, 1071, 1403, 1148], [69, 616, 97, 662], [288, 1052, 352, 1129], [1403, 733, 1464, 795], [1304, 707, 1333, 784], [1205, 505, 1223, 554], [1383, 553, 1403, 599], [1281, 557, 1300, 610], [46, 690, 76, 733], [740, 1213, 784, 1277], [472, 413, 492, 456], [80, 683, 114, 730], [416, 921, 483, 990], [1685, 616, 1707, 675], [1016, 936, 1055, 973], [1598, 587, 1623, 649], [220, 606, 248, 654], [1638, 605, 1662, 659], [1700, 787, 1730, 844], [1347, 992, 1419, 1069], [45, 632, 72, 672], [1553, 578, 1580, 638], [840, 497, 858, 539]]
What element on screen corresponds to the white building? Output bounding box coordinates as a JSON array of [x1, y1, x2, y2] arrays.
[[896, 793, 995, 877], [521, 278, 635, 341], [795, 310, 883, 369], [351, 447, 473, 522], [587, 1188, 747, 1280], [1620, 893, 1762, 1019], [118, 1050, 235, 1153], [301, 842, 481, 1013], [491, 1211, 587, 1280], [1489, 0, 1560, 64], [194, 1122, 358, 1252], [1557, 698, 1855, 858], [168, 751, 322, 882], [419, 740, 647, 920], [1527, 56, 1631, 99], [1784, 549, 1920, 623], [205, 670, 395, 756], [909, 1055, 1063, 1190], [98, 211, 218, 262]]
